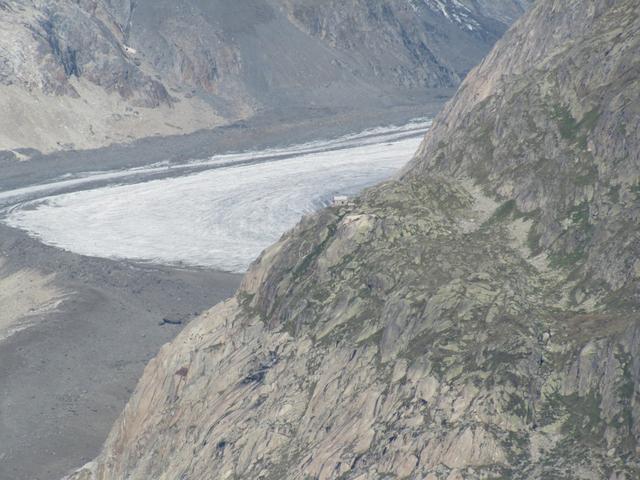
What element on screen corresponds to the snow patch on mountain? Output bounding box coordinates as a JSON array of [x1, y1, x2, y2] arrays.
[[423, 0, 480, 30]]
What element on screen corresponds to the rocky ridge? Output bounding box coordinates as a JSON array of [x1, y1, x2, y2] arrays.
[[68, 0, 639, 479]]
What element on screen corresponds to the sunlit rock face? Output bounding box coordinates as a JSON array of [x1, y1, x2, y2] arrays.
[[67, 1, 640, 479]]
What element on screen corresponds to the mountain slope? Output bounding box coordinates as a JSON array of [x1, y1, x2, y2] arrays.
[[406, 0, 640, 300], [68, 0, 639, 479], [0, 0, 529, 155]]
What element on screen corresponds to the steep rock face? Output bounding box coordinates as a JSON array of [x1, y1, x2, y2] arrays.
[[282, 0, 530, 87], [68, 1, 639, 479], [0, 1, 169, 104], [0, 0, 530, 154], [0, 0, 231, 154]]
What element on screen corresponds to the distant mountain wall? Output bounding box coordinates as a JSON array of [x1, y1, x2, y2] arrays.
[[0, 0, 530, 155]]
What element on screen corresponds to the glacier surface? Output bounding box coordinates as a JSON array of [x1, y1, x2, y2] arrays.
[[4, 122, 427, 272]]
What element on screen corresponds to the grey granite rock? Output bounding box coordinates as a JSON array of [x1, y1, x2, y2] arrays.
[[68, 1, 640, 479]]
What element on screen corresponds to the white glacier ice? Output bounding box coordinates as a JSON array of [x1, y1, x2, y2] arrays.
[[3, 122, 427, 272]]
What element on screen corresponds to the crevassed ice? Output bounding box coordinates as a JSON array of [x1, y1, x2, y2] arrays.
[[5, 127, 425, 273]]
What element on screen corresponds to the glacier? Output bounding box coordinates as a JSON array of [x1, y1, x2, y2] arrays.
[[3, 122, 428, 272]]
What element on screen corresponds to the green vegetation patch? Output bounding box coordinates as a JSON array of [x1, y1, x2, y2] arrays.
[[546, 202, 595, 269], [569, 202, 590, 225], [549, 250, 586, 269], [492, 199, 518, 222], [559, 392, 605, 442], [617, 352, 636, 401], [630, 181, 640, 200], [484, 199, 539, 228], [573, 163, 599, 186], [551, 104, 600, 149], [608, 184, 621, 203], [552, 104, 579, 141], [548, 199, 593, 268], [539, 389, 605, 446]]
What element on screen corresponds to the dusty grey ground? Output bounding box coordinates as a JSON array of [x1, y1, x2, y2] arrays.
[[0, 223, 242, 480], [0, 103, 446, 480]]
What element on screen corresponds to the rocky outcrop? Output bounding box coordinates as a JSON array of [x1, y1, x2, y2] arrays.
[[67, 0, 639, 479], [0, 0, 530, 155], [405, 0, 640, 300], [0, 1, 169, 104], [0, 0, 232, 154], [282, 0, 530, 86]]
